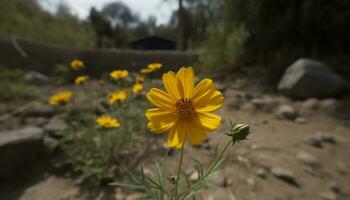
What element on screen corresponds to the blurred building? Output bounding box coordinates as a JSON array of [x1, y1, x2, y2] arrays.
[[130, 35, 176, 50]]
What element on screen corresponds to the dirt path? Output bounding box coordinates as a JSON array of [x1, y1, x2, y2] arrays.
[[1, 87, 350, 200]]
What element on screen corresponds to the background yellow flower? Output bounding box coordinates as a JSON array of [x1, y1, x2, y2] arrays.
[[49, 90, 72, 105], [75, 75, 89, 85], [70, 59, 84, 70], [107, 90, 128, 104], [145, 67, 223, 148], [110, 70, 129, 80], [96, 116, 120, 128], [132, 83, 143, 93]]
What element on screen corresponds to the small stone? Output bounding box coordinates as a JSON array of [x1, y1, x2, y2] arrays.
[[304, 135, 323, 148], [189, 170, 199, 182], [295, 117, 307, 124], [256, 168, 267, 178], [208, 171, 226, 187], [300, 98, 319, 115], [320, 191, 337, 200], [24, 71, 50, 86], [320, 99, 340, 114], [246, 176, 256, 186], [328, 182, 342, 194], [44, 118, 68, 138], [296, 152, 322, 168], [315, 132, 337, 144], [271, 167, 299, 186], [277, 105, 297, 120]]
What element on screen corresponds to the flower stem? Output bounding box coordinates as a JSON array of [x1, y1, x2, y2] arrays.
[[174, 145, 185, 199], [181, 140, 232, 198]]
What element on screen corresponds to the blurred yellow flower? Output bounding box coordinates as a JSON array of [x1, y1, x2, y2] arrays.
[[132, 83, 143, 93], [107, 90, 128, 104], [110, 70, 129, 80], [145, 67, 223, 148], [75, 75, 89, 85], [140, 63, 163, 74], [135, 75, 144, 84], [70, 59, 84, 70], [49, 91, 72, 106], [96, 116, 120, 128]]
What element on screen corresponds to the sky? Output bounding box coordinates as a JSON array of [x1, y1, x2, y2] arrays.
[[38, 0, 178, 25]]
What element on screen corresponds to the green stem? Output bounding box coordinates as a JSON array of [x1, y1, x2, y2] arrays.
[[174, 145, 185, 199], [181, 140, 232, 199]]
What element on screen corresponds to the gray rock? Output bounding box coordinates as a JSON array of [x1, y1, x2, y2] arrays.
[[299, 98, 319, 115], [0, 126, 44, 179], [304, 135, 323, 148], [256, 168, 267, 178], [277, 105, 297, 120], [315, 132, 337, 144], [320, 99, 341, 114], [22, 102, 55, 117], [24, 117, 48, 127], [296, 152, 322, 168], [271, 167, 299, 186], [189, 170, 199, 182], [251, 96, 278, 112], [278, 58, 346, 98], [44, 118, 68, 138], [295, 117, 307, 124], [24, 71, 50, 86]]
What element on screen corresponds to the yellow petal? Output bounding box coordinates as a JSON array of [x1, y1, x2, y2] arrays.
[[191, 79, 216, 105], [195, 90, 224, 112], [186, 121, 207, 145], [194, 112, 221, 131], [177, 67, 195, 98], [147, 88, 175, 110], [162, 71, 181, 100], [146, 108, 177, 134], [166, 121, 186, 148]]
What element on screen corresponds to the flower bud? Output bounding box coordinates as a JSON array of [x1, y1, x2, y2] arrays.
[[227, 122, 251, 143]]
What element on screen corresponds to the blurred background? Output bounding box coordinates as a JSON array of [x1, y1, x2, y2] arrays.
[[0, 0, 350, 199]]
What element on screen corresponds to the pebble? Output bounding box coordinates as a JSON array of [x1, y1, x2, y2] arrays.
[[277, 105, 297, 120], [256, 168, 267, 178], [296, 152, 322, 168], [271, 167, 299, 186]]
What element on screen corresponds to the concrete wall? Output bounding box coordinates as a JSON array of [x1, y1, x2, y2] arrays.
[[0, 36, 198, 75]]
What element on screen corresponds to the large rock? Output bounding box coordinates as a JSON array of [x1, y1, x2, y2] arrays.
[[278, 58, 346, 98], [0, 126, 44, 180], [24, 71, 50, 86]]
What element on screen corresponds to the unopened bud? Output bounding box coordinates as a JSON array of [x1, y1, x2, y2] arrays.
[[227, 122, 251, 143]]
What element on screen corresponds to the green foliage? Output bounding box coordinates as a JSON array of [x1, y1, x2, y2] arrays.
[[60, 90, 149, 183], [0, 66, 43, 102], [200, 0, 350, 69], [0, 0, 95, 47]]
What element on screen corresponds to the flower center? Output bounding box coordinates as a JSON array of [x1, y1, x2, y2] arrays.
[[175, 98, 194, 117]]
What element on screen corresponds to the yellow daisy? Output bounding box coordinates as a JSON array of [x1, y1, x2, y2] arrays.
[[49, 91, 72, 106], [96, 116, 120, 128], [132, 83, 143, 93], [140, 63, 163, 74], [107, 90, 128, 104], [70, 59, 84, 70], [110, 70, 129, 80], [145, 67, 223, 148], [75, 75, 89, 85], [135, 75, 144, 84]]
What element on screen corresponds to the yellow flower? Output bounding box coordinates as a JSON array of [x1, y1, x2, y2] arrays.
[[75, 75, 89, 85], [148, 63, 162, 70], [135, 75, 144, 84], [132, 83, 143, 93], [70, 59, 84, 70], [49, 91, 72, 106], [145, 67, 223, 148], [140, 63, 163, 74], [96, 116, 120, 128], [107, 90, 128, 104], [110, 70, 129, 80]]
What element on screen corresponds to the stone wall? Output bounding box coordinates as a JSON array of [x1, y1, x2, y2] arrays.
[[0, 36, 198, 75]]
